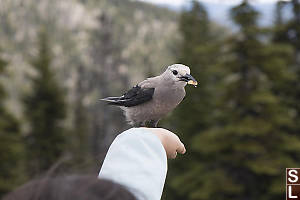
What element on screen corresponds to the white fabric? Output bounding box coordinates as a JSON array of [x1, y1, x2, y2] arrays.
[[98, 128, 167, 200]]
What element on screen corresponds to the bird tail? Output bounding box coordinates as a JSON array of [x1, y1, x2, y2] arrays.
[[100, 96, 124, 106]]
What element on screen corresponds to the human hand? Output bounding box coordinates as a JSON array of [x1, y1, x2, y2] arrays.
[[147, 128, 186, 159]]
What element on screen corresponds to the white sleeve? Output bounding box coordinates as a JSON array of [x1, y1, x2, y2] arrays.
[[98, 127, 167, 200]]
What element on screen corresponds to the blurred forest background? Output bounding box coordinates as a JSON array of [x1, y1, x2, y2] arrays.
[[0, 0, 300, 199]]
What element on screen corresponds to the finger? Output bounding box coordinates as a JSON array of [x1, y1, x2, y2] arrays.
[[177, 142, 186, 154], [169, 151, 177, 159]]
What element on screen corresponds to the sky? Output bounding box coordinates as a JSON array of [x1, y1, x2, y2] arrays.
[[136, 0, 291, 27], [138, 0, 290, 6]]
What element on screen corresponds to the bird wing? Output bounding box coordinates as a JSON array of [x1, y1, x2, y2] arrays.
[[121, 85, 155, 107], [101, 76, 159, 107], [103, 84, 155, 107]]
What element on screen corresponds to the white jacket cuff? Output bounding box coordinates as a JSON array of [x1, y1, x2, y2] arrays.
[[98, 128, 167, 200]]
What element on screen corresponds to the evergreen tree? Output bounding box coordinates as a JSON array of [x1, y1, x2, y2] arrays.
[[24, 30, 67, 176], [164, 1, 223, 199], [170, 0, 222, 134], [89, 13, 129, 160], [167, 1, 300, 200], [70, 65, 90, 168], [0, 50, 23, 197], [273, 0, 300, 136]]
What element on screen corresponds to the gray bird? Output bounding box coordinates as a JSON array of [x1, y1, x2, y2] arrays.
[[101, 64, 198, 127]]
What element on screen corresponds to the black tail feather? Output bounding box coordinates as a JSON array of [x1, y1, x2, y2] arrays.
[[100, 96, 125, 106], [101, 97, 121, 101]]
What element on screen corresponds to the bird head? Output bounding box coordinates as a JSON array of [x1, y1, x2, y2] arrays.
[[165, 64, 198, 87]]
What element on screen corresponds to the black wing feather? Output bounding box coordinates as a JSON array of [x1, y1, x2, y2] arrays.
[[107, 85, 155, 107]]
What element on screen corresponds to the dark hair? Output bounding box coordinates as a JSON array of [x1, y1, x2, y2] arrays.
[[3, 175, 137, 200]]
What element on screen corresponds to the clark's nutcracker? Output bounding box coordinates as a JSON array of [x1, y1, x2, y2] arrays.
[[101, 64, 198, 127]]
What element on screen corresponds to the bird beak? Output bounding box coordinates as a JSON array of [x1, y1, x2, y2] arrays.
[[179, 74, 198, 86]]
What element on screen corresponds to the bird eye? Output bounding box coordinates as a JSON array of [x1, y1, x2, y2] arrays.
[[172, 70, 178, 75]]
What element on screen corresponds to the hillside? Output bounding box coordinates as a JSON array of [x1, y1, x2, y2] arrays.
[[0, 0, 180, 116]]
